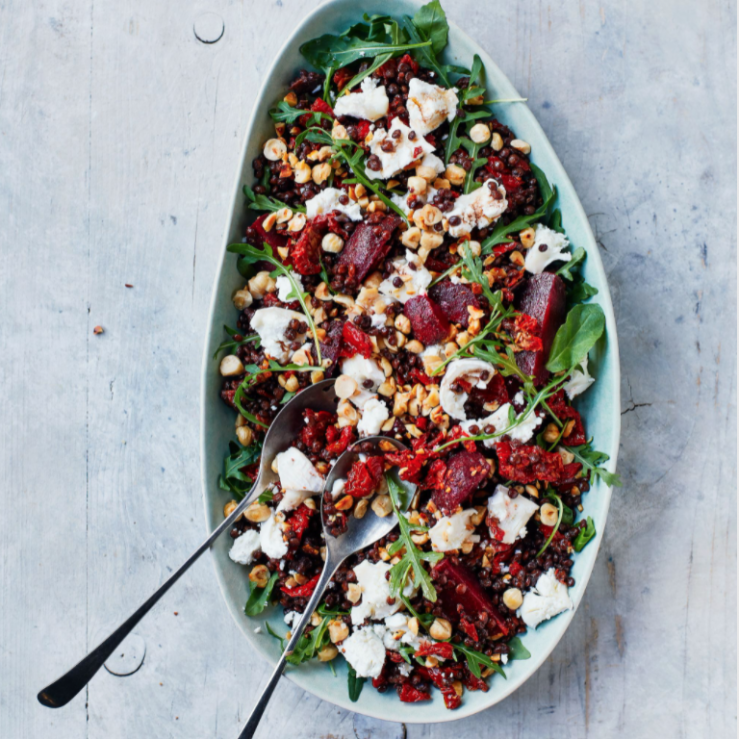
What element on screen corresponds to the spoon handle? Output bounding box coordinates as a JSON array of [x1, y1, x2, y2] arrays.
[[237, 554, 341, 739], [37, 477, 268, 709]]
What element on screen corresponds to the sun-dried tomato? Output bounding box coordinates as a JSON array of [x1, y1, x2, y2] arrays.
[[326, 211, 349, 240], [356, 120, 371, 141], [409, 368, 432, 386], [508, 560, 525, 577], [459, 618, 479, 642], [332, 66, 354, 91], [492, 241, 517, 257], [299, 409, 335, 452], [445, 424, 478, 453], [441, 686, 462, 710], [415, 416, 429, 431], [339, 321, 373, 358], [385, 449, 427, 483], [499, 174, 524, 192], [325, 425, 355, 457], [495, 441, 564, 484], [287, 503, 314, 542], [415, 641, 455, 660], [290, 217, 326, 275], [280, 572, 320, 597], [344, 456, 384, 498], [261, 292, 283, 307], [513, 312, 543, 353], [387, 650, 406, 664], [398, 52, 419, 74], [547, 391, 587, 446], [463, 671, 489, 692], [298, 97, 334, 127], [398, 683, 431, 703]]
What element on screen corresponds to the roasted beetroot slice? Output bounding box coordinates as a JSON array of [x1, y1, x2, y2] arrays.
[[253, 214, 288, 250], [432, 451, 490, 514], [337, 214, 401, 283], [516, 272, 567, 386], [428, 281, 480, 328], [432, 559, 509, 636], [404, 294, 451, 345], [318, 320, 344, 376]]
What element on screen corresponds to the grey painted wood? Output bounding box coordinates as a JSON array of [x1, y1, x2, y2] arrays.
[[0, 0, 735, 737]]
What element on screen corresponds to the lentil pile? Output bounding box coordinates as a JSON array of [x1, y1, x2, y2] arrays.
[[216, 0, 618, 711]]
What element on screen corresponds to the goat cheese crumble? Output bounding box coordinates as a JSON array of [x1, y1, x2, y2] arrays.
[[275, 274, 303, 303], [519, 568, 573, 628], [351, 560, 402, 625], [366, 118, 435, 180], [446, 179, 508, 237], [487, 485, 539, 545], [524, 224, 572, 274], [357, 397, 390, 437], [439, 358, 497, 420], [340, 626, 386, 678], [250, 307, 306, 363], [259, 513, 288, 559], [228, 529, 261, 565], [407, 78, 459, 135], [276, 446, 324, 493], [460, 403, 542, 445], [378, 249, 433, 303], [564, 356, 595, 399], [429, 508, 479, 552], [333, 77, 389, 122], [305, 187, 363, 221], [341, 355, 385, 408]]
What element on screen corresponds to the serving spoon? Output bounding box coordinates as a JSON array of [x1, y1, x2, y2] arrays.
[[37, 379, 340, 709], [237, 435, 415, 739]]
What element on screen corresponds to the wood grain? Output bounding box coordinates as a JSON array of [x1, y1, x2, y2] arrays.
[[0, 0, 735, 737]]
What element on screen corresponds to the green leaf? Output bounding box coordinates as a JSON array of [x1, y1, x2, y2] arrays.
[[556, 247, 586, 281], [220, 439, 263, 498], [567, 440, 622, 487], [269, 100, 332, 125], [401, 16, 449, 86], [507, 636, 531, 660], [386, 472, 441, 602], [536, 493, 563, 558], [243, 184, 305, 214], [265, 622, 286, 651], [212, 327, 260, 360], [568, 277, 599, 305], [573, 516, 597, 551], [245, 571, 279, 616], [546, 304, 606, 373], [547, 490, 574, 526], [347, 665, 365, 702], [455, 643, 506, 679], [257, 489, 274, 505], [412, 0, 449, 55]]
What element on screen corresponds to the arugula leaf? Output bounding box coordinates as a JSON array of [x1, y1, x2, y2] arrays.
[[507, 636, 531, 660], [257, 489, 274, 505], [347, 665, 365, 701], [573, 516, 597, 551], [536, 492, 563, 558], [460, 136, 488, 194], [568, 276, 599, 305], [219, 439, 263, 498], [227, 242, 322, 365], [269, 100, 332, 125], [547, 490, 574, 526], [556, 247, 586, 280], [455, 643, 506, 679], [265, 622, 286, 651], [567, 440, 622, 487], [549, 207, 564, 233], [287, 615, 333, 665], [386, 473, 443, 602], [401, 16, 450, 87], [212, 326, 260, 360], [245, 571, 279, 617], [546, 304, 605, 373], [243, 184, 305, 214], [412, 0, 449, 55]]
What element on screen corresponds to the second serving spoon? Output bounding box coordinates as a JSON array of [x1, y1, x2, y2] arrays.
[[237, 435, 415, 739]]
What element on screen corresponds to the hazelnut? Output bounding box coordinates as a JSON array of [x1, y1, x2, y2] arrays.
[[248, 270, 276, 300], [293, 160, 312, 184], [540, 502, 559, 527], [287, 213, 306, 232], [317, 644, 339, 662], [420, 230, 444, 251], [371, 495, 393, 518], [429, 618, 452, 641], [322, 233, 345, 254], [263, 138, 286, 161], [244, 502, 271, 523], [520, 227, 536, 249], [335, 374, 358, 399], [249, 564, 270, 589], [415, 164, 438, 181], [220, 355, 244, 377], [502, 587, 523, 610], [232, 288, 253, 310], [328, 620, 349, 643], [407, 176, 427, 194], [223, 500, 238, 518], [491, 132, 504, 151], [312, 162, 331, 184], [444, 164, 466, 186], [511, 139, 531, 154], [469, 122, 491, 144], [401, 226, 422, 249], [236, 425, 254, 447]]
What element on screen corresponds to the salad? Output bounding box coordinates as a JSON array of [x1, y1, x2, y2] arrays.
[[215, 0, 619, 710]]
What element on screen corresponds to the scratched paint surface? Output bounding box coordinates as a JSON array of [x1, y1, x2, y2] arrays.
[[0, 1, 735, 738]]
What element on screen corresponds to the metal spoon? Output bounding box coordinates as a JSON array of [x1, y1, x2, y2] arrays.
[[237, 435, 415, 739], [37, 379, 340, 709]]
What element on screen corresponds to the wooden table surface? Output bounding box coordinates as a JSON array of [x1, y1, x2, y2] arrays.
[[1, 1, 736, 737]]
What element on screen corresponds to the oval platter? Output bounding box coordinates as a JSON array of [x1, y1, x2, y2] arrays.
[[200, 0, 621, 723]]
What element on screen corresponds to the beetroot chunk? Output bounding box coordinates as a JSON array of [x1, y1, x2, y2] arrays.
[[433, 451, 490, 514], [404, 294, 450, 345], [428, 281, 480, 328], [253, 214, 288, 250], [337, 214, 401, 284], [432, 559, 509, 635], [318, 320, 344, 376], [516, 273, 567, 386]]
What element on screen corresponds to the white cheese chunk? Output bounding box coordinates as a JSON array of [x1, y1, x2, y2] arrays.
[[228, 529, 261, 565], [341, 355, 385, 408], [439, 358, 497, 420], [357, 397, 390, 437], [460, 402, 542, 445], [366, 118, 435, 180], [351, 559, 402, 624], [276, 488, 314, 513], [407, 78, 459, 135], [420, 151, 446, 174], [370, 312, 387, 329], [382, 613, 423, 652], [524, 224, 572, 274], [429, 509, 479, 552], [420, 343, 446, 375], [519, 568, 573, 628], [447, 179, 508, 237], [250, 307, 306, 363], [276, 447, 324, 493], [564, 356, 595, 399], [275, 273, 303, 302], [334, 77, 389, 122], [378, 249, 433, 304], [305, 187, 363, 221], [340, 626, 387, 678], [487, 484, 538, 545], [259, 513, 288, 559]]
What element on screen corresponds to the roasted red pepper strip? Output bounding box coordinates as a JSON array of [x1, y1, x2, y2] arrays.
[[287, 503, 314, 542], [280, 573, 320, 598], [414, 641, 455, 660]]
